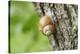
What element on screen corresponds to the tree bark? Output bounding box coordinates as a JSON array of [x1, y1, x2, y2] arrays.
[[33, 2, 78, 51]]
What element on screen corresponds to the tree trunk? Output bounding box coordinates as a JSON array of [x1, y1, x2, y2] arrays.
[[33, 2, 78, 51]]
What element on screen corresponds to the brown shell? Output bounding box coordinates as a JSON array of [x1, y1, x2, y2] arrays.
[[39, 15, 55, 34]]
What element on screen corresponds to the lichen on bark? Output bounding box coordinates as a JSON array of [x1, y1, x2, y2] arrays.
[[33, 2, 78, 50]]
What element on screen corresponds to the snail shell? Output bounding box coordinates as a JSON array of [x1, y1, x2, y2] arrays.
[[39, 15, 56, 36]]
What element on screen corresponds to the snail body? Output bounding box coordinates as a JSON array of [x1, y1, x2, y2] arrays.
[[39, 15, 59, 50]]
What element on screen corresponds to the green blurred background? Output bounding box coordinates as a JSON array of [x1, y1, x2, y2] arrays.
[[10, 1, 52, 53]]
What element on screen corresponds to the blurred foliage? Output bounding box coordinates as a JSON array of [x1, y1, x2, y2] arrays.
[[10, 1, 52, 53]]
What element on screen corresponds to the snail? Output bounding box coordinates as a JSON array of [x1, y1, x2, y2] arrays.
[[39, 15, 56, 36], [39, 15, 59, 50]]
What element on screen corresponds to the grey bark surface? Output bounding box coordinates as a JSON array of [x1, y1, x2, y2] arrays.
[[33, 3, 78, 51]]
